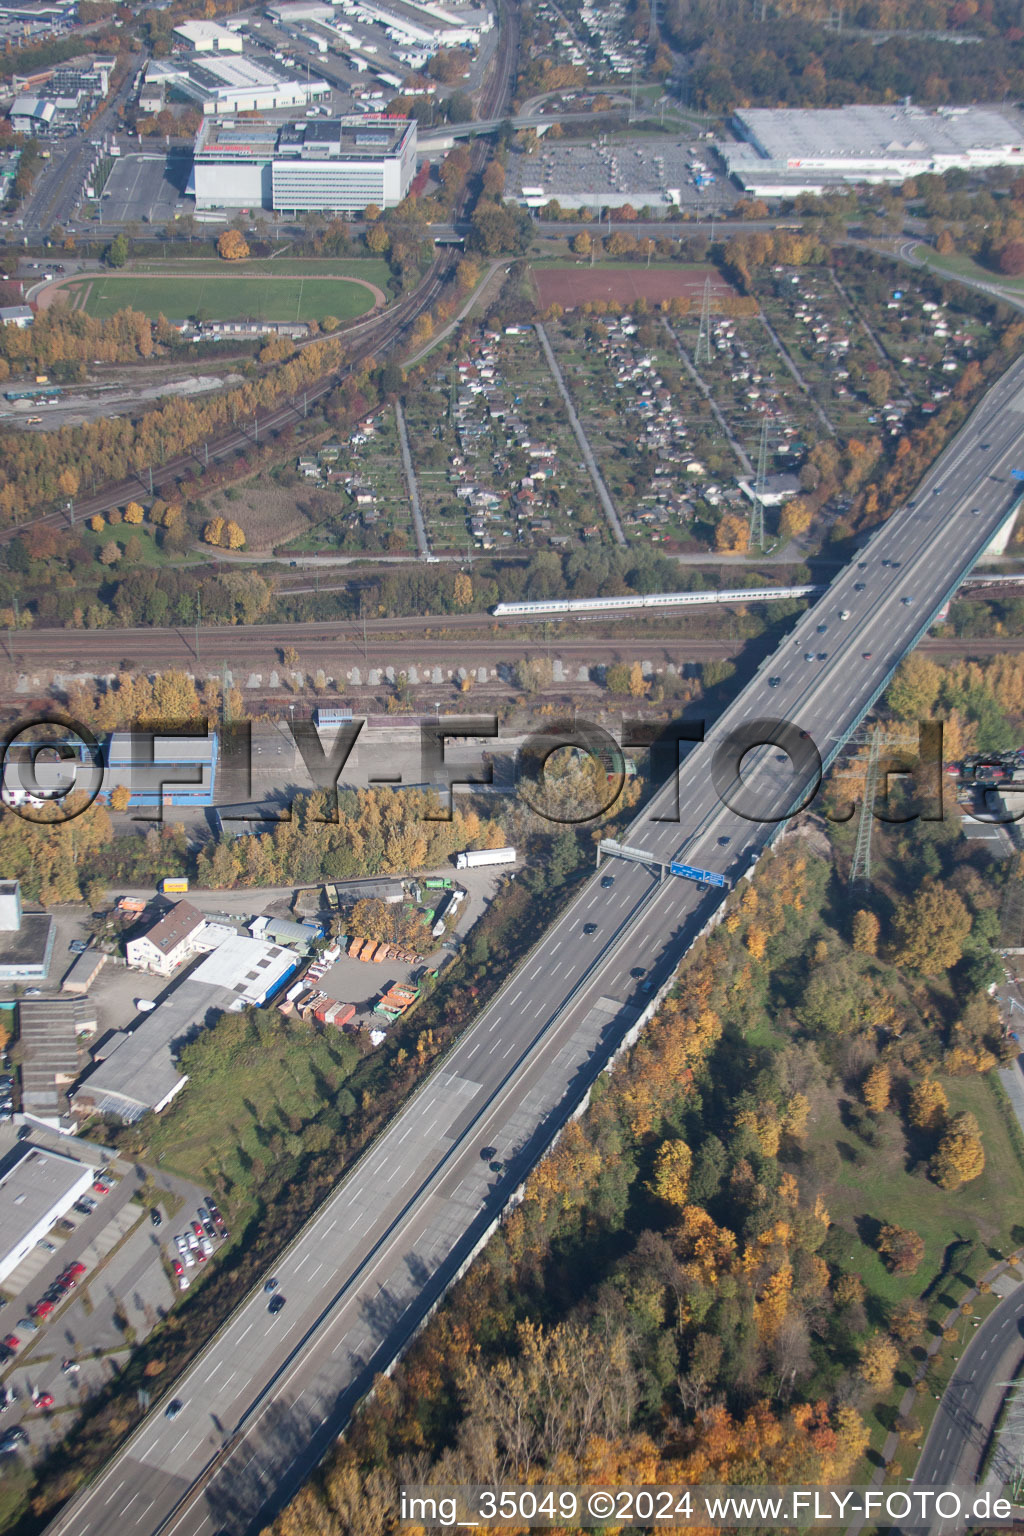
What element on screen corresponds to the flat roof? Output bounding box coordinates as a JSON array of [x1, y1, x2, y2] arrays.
[[0, 1146, 91, 1243], [197, 114, 413, 161], [74, 977, 236, 1120], [734, 103, 1024, 164], [19, 997, 93, 1110], [190, 934, 300, 1004], [0, 910, 53, 968], [106, 733, 215, 766]]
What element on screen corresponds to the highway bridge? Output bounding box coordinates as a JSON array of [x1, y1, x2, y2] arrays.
[[41, 344, 1024, 1536]]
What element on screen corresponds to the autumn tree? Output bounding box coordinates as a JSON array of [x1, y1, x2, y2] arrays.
[[124, 501, 144, 525], [217, 229, 250, 262], [649, 1138, 691, 1207], [930, 1111, 985, 1190], [887, 653, 943, 721], [453, 571, 472, 608], [778, 497, 812, 540], [862, 1063, 890, 1115], [108, 784, 131, 813], [223, 520, 245, 550], [852, 909, 879, 955], [572, 231, 593, 258], [859, 1333, 899, 1393], [876, 1223, 925, 1275], [715, 514, 750, 554], [908, 1077, 949, 1133], [890, 883, 970, 973]]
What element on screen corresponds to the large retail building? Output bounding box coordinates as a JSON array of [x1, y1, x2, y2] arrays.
[[724, 104, 1024, 196], [191, 114, 417, 212]]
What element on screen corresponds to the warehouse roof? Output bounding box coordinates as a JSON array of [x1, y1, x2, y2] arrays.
[[190, 935, 301, 1006], [0, 1146, 92, 1239], [72, 978, 235, 1122], [733, 104, 1024, 164], [18, 997, 94, 1111]]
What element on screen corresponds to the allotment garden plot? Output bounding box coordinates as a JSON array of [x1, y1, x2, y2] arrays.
[[546, 311, 759, 549], [754, 264, 993, 445], [401, 327, 604, 555], [283, 406, 419, 555]]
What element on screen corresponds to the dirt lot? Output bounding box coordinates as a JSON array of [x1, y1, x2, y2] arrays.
[[532, 264, 737, 311], [203, 474, 333, 552]]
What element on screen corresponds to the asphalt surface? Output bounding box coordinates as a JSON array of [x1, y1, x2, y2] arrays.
[[39, 324, 1024, 1536], [913, 1277, 1024, 1531]]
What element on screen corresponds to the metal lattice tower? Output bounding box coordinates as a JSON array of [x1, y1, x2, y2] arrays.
[[847, 726, 923, 884], [849, 732, 882, 884], [748, 417, 769, 551], [695, 276, 712, 366]]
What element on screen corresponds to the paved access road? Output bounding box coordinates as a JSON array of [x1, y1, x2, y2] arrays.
[[913, 1278, 1024, 1531], [45, 354, 1024, 1536]]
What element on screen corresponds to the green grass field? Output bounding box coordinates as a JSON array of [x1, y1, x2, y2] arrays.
[[914, 243, 1024, 292], [62, 268, 385, 324]]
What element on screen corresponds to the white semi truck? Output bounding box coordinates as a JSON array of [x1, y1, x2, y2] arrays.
[[455, 846, 516, 870]]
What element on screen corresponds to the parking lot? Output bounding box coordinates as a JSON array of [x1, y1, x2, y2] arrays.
[[509, 136, 738, 215], [97, 150, 192, 227], [0, 1133, 222, 1463]]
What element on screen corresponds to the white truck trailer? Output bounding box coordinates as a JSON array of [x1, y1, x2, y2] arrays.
[[455, 846, 516, 870]]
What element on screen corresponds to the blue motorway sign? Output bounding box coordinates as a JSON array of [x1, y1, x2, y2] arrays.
[[669, 862, 727, 888]]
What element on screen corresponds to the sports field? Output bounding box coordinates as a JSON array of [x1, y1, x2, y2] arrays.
[[532, 262, 736, 310], [57, 267, 387, 324]]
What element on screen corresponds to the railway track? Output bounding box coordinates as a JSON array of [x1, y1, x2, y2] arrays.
[[2, 622, 1015, 675]]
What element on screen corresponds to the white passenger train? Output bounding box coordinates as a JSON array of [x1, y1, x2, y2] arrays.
[[492, 585, 822, 618]]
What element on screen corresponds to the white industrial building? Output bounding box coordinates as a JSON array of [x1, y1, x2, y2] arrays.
[[9, 95, 55, 133], [191, 114, 417, 211], [725, 104, 1024, 196], [0, 1147, 94, 1285], [145, 53, 330, 116], [173, 19, 244, 53], [189, 934, 302, 1007]]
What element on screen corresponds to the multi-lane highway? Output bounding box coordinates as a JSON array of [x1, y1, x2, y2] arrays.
[[41, 337, 1024, 1536]]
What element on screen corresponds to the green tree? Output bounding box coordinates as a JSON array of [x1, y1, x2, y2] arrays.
[[105, 233, 129, 268]]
